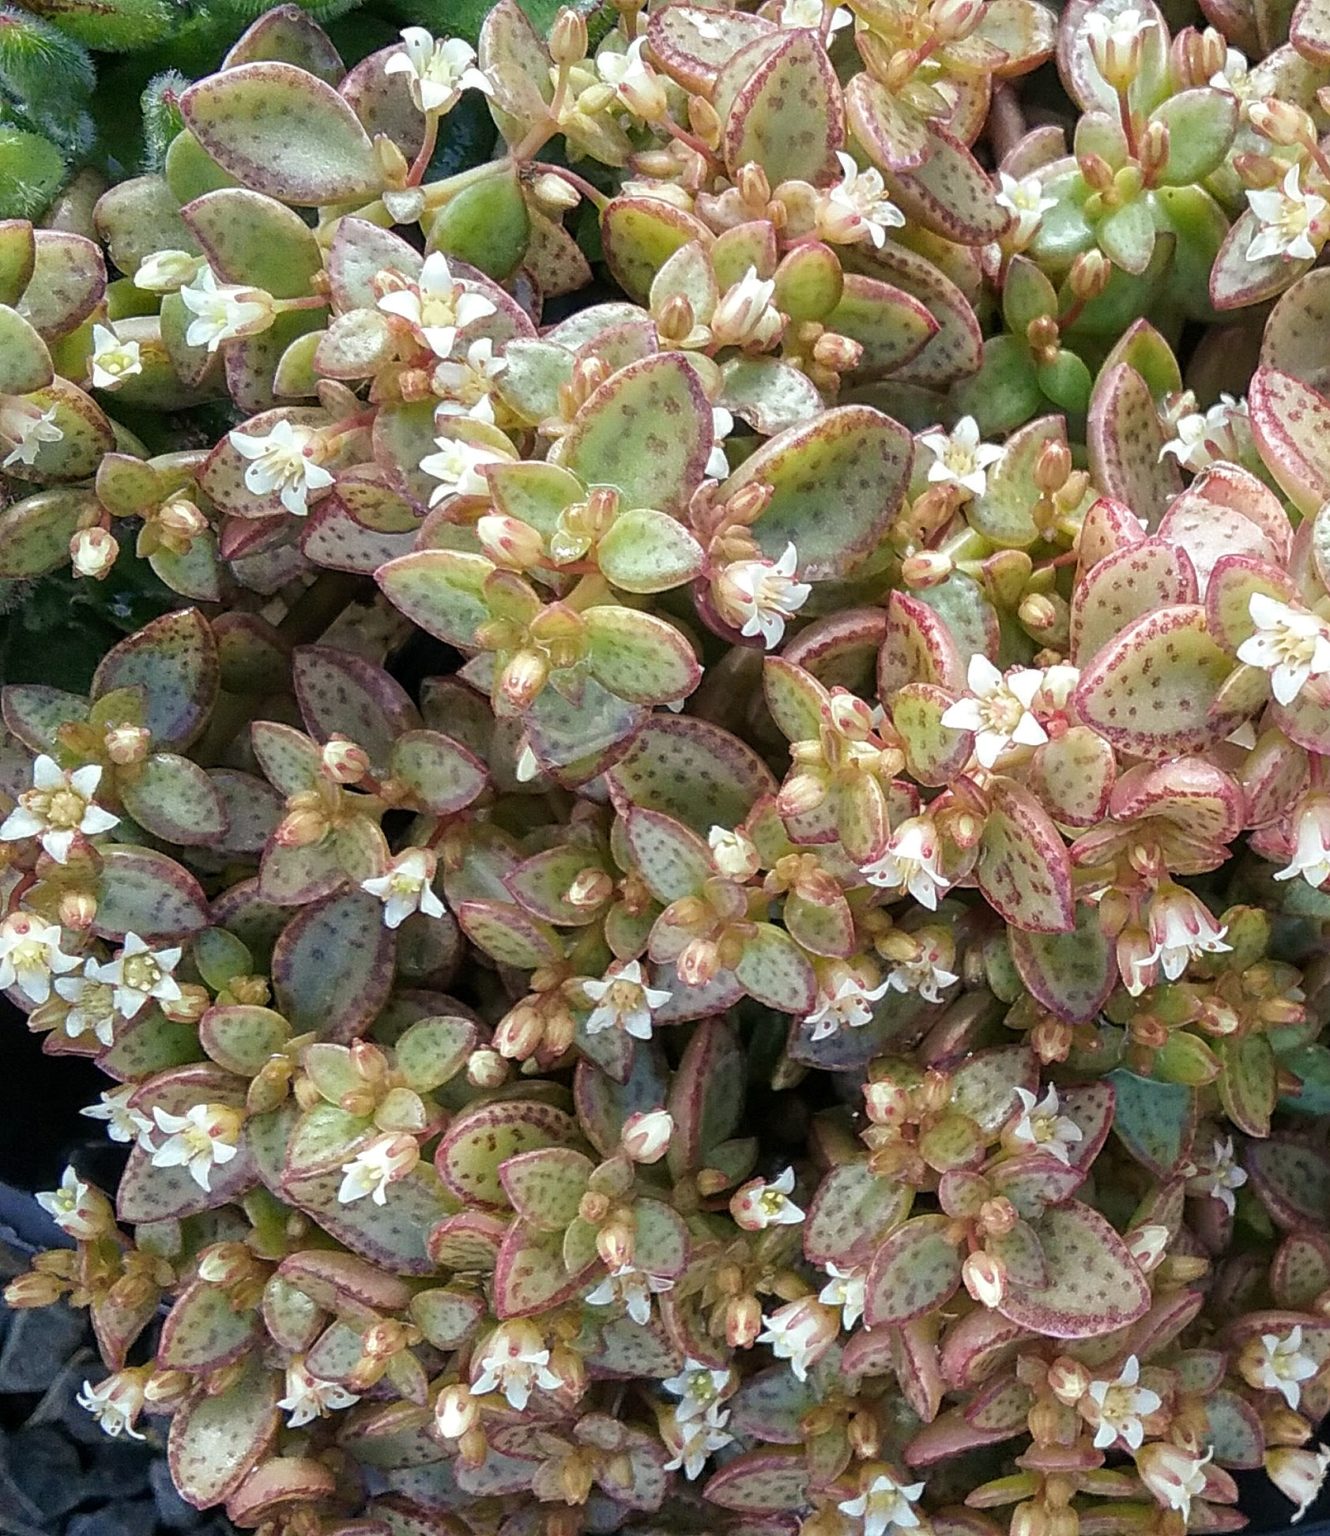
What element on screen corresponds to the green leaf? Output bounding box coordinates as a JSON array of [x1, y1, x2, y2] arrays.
[[1108, 1069, 1196, 1177], [17, 231, 103, 341], [1096, 198, 1155, 276], [499, 1146, 593, 1230], [0, 486, 92, 578], [429, 163, 530, 281], [180, 62, 380, 207], [159, 1279, 261, 1371], [734, 922, 817, 1013], [624, 807, 712, 904], [168, 1358, 278, 1510], [181, 187, 322, 297], [721, 30, 841, 184], [436, 1099, 581, 1207], [997, 1201, 1150, 1339], [805, 1161, 913, 1268], [271, 890, 396, 1043], [596, 506, 704, 594], [199, 1004, 289, 1077], [92, 607, 218, 751], [583, 605, 699, 705], [1008, 903, 1116, 1024], [0, 304, 52, 395], [394, 1014, 476, 1094], [118, 752, 228, 846], [1152, 89, 1238, 184], [94, 845, 210, 941], [376, 549, 493, 650], [864, 1215, 962, 1326], [606, 715, 777, 834], [391, 729, 488, 815]]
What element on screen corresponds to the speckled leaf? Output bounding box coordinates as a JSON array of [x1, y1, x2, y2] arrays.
[[606, 715, 776, 834], [1245, 1139, 1330, 1230], [970, 416, 1065, 548], [223, 4, 343, 79], [845, 71, 929, 170], [722, 405, 912, 579], [159, 1279, 261, 1371], [1027, 729, 1115, 827], [1071, 539, 1198, 665], [117, 1134, 256, 1223], [200, 1005, 290, 1077], [498, 1146, 593, 1231], [182, 188, 322, 297], [94, 846, 210, 941], [624, 808, 711, 904], [376, 549, 492, 650], [169, 1358, 279, 1510], [0, 487, 94, 578], [668, 1017, 745, 1176], [884, 126, 1012, 245], [0, 220, 34, 305], [17, 231, 104, 341], [1009, 903, 1116, 1023], [326, 218, 422, 312], [119, 753, 228, 846], [894, 681, 975, 786], [997, 1201, 1150, 1339], [1210, 210, 1309, 312], [1087, 363, 1180, 529], [92, 608, 218, 751], [599, 195, 713, 304], [0, 304, 52, 395], [597, 506, 706, 593], [455, 899, 561, 968], [435, 1099, 581, 1207], [646, 4, 776, 94], [826, 274, 937, 379], [878, 590, 967, 694], [864, 1215, 962, 1326], [1107, 1069, 1196, 1177], [390, 730, 487, 816], [283, 1165, 455, 1274], [1219, 1034, 1277, 1139], [721, 30, 842, 183], [293, 645, 421, 773], [976, 780, 1074, 934], [272, 889, 395, 1042], [559, 353, 712, 516], [180, 63, 380, 206], [1248, 366, 1330, 515], [804, 1161, 913, 1267], [1, 684, 87, 753], [703, 1448, 809, 1513], [576, 1043, 671, 1160], [4, 379, 113, 484], [1072, 604, 1241, 758]]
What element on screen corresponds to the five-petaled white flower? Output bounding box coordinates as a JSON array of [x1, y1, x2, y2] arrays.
[[1267, 1445, 1330, 1523], [88, 323, 143, 391], [1186, 1134, 1248, 1215], [1082, 7, 1155, 89], [584, 1261, 674, 1325], [1137, 1444, 1213, 1522], [1084, 1355, 1162, 1449], [1137, 884, 1231, 990], [862, 817, 951, 910], [781, 0, 853, 32], [77, 1372, 148, 1440], [662, 1404, 733, 1480], [148, 1102, 242, 1191], [470, 1321, 564, 1410], [1275, 796, 1330, 889], [378, 251, 497, 360], [433, 337, 507, 423], [663, 1358, 733, 1423], [0, 911, 80, 1003], [277, 1357, 361, 1427], [819, 1262, 867, 1330], [1, 754, 118, 863], [838, 1469, 927, 1536], [1210, 47, 1251, 97], [90, 932, 183, 1019], [36, 1166, 104, 1239], [1236, 592, 1330, 706], [596, 37, 667, 120], [419, 435, 511, 506], [941, 654, 1049, 768], [757, 1297, 839, 1382], [229, 419, 335, 517], [1007, 1084, 1084, 1167], [711, 266, 783, 349], [81, 1085, 154, 1144], [582, 958, 671, 1040], [338, 1132, 419, 1205], [55, 962, 120, 1047], [803, 972, 890, 1042], [179, 266, 275, 352], [731, 1166, 804, 1230], [821, 152, 907, 249], [1247, 164, 1328, 263], [918, 416, 1003, 500], [133, 249, 205, 293], [1159, 393, 1250, 473], [2, 405, 63, 469], [384, 27, 492, 115], [721, 543, 812, 648], [1241, 1326, 1319, 1411], [361, 848, 446, 929], [995, 172, 1057, 247], [886, 934, 959, 1004]]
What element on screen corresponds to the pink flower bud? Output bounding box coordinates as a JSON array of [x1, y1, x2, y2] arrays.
[[962, 1251, 1006, 1308], [621, 1108, 673, 1163], [1266, 1445, 1330, 1521], [321, 736, 370, 784], [70, 527, 117, 580]]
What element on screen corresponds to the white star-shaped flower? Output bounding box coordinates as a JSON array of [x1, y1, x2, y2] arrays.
[[1236, 592, 1330, 706], [1241, 1326, 1319, 1411], [721, 542, 812, 648], [918, 416, 1003, 499], [338, 1132, 419, 1205], [378, 251, 497, 361], [0, 754, 118, 864], [1274, 797, 1330, 889], [80, 1085, 154, 1144], [87, 324, 142, 391], [940, 654, 1049, 767], [361, 848, 446, 929], [1247, 164, 1328, 263], [886, 936, 960, 1004], [582, 959, 671, 1041], [1185, 1134, 1248, 1215], [731, 1166, 804, 1230], [803, 972, 890, 1042], [995, 172, 1057, 247], [662, 1358, 733, 1423], [469, 1321, 564, 1411], [384, 27, 492, 115], [839, 1470, 927, 1536], [584, 1261, 674, 1325], [0, 911, 80, 1003], [418, 435, 511, 507], [819, 1263, 867, 1330], [1007, 1084, 1084, 1167], [77, 1373, 147, 1440], [821, 152, 906, 249], [147, 1103, 241, 1191], [757, 1297, 838, 1382], [178, 266, 275, 352], [2, 405, 63, 469], [663, 1403, 733, 1479], [277, 1358, 360, 1427], [88, 932, 182, 1019], [229, 418, 335, 517], [862, 817, 950, 910], [433, 337, 507, 423], [1084, 1356, 1162, 1449], [35, 1166, 103, 1239]]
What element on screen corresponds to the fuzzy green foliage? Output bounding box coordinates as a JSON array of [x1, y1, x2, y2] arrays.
[[0, 5, 1328, 1536]]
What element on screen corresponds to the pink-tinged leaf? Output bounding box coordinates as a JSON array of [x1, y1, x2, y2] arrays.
[[223, 4, 343, 78], [623, 807, 712, 904], [301, 499, 416, 574], [1072, 605, 1244, 759], [338, 46, 426, 159], [720, 404, 913, 579], [729, 1362, 821, 1444], [1028, 728, 1115, 828], [493, 1220, 598, 1319], [721, 30, 843, 184], [92, 608, 218, 751], [893, 681, 977, 787], [884, 125, 1012, 245], [119, 753, 229, 848], [825, 274, 938, 379], [158, 1278, 262, 1371], [226, 1459, 339, 1528], [277, 1250, 413, 1314], [667, 1017, 745, 1177], [606, 714, 777, 834], [1, 683, 86, 753], [646, 5, 776, 93], [1009, 903, 1116, 1023], [997, 1201, 1150, 1339], [976, 780, 1074, 934], [1205, 554, 1297, 653], [804, 1161, 913, 1267], [1061, 1080, 1116, 1173], [852, 239, 982, 390], [599, 195, 714, 305], [326, 218, 423, 311], [1078, 496, 1145, 569], [939, 1308, 1031, 1390], [498, 1146, 593, 1231], [1272, 1232, 1330, 1308], [576, 1042, 671, 1160], [455, 899, 561, 969], [435, 1099, 582, 1207], [180, 63, 380, 206], [1219, 1034, 1277, 1138], [963, 1371, 1034, 1436], [864, 1215, 962, 1327], [1248, 365, 1330, 515], [1087, 363, 1180, 528], [17, 231, 104, 341], [1210, 209, 1310, 312], [1107, 757, 1246, 849], [283, 1165, 455, 1274], [734, 922, 817, 1013], [703, 1448, 810, 1513], [906, 1407, 1024, 1467], [1205, 1390, 1265, 1470], [271, 889, 395, 1042], [845, 71, 929, 171], [182, 188, 322, 296], [1261, 267, 1330, 390], [117, 1132, 257, 1223], [94, 846, 210, 942], [292, 645, 421, 772], [1185, 462, 1292, 562], [949, 1045, 1039, 1132], [1071, 539, 1197, 665], [0, 488, 94, 579], [894, 1319, 945, 1424], [879, 590, 966, 696], [427, 1208, 507, 1270], [1158, 490, 1287, 599], [169, 1358, 279, 1510]]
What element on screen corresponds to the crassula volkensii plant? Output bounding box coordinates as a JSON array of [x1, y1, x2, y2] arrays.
[[2, 0, 1330, 1533]]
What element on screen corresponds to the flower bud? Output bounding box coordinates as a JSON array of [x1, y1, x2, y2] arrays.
[[435, 1383, 479, 1439], [810, 331, 863, 372], [1048, 1356, 1090, 1405], [709, 825, 760, 880], [1034, 439, 1071, 494], [1079, 152, 1114, 193], [621, 1108, 674, 1163], [1248, 98, 1315, 149], [161, 983, 209, 1024], [4, 1270, 66, 1307], [58, 890, 98, 931], [1031, 1016, 1074, 1064], [104, 723, 151, 765], [499, 650, 549, 711], [1127, 1223, 1169, 1272], [962, 1250, 1007, 1308], [596, 1212, 635, 1268], [70, 527, 117, 580], [321, 736, 370, 784], [929, 0, 983, 41], [566, 867, 613, 909], [657, 293, 697, 343], [1265, 1408, 1315, 1448], [549, 7, 588, 65], [1138, 119, 1169, 181], [978, 1197, 1018, 1237], [688, 94, 722, 148], [864, 1077, 913, 1125], [1069, 249, 1111, 302], [901, 549, 953, 588], [530, 172, 581, 214], [1265, 1445, 1330, 1521], [466, 1047, 508, 1088], [726, 1293, 762, 1348], [477, 514, 545, 571]]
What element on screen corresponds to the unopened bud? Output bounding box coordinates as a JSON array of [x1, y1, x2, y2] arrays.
[[621, 1108, 673, 1163], [810, 331, 863, 372], [1018, 592, 1060, 635], [726, 1294, 762, 1348], [962, 1250, 1007, 1308], [657, 293, 697, 343], [70, 527, 117, 580], [595, 1213, 635, 1269], [1079, 152, 1114, 194], [58, 890, 98, 930], [477, 514, 545, 570], [1138, 119, 1169, 180], [1034, 439, 1072, 494], [161, 983, 209, 1024], [1127, 1223, 1169, 1272], [864, 1077, 913, 1125], [978, 1197, 1018, 1236], [1069, 249, 1111, 301], [435, 1382, 479, 1439], [1235, 151, 1283, 189], [1048, 1356, 1090, 1404], [530, 172, 580, 215], [499, 650, 549, 711], [1248, 97, 1315, 148], [4, 1270, 66, 1307], [104, 723, 151, 765], [549, 7, 588, 65], [736, 162, 771, 209], [1264, 1408, 1315, 1448], [688, 94, 721, 149], [466, 1047, 508, 1088], [321, 736, 370, 784], [901, 549, 953, 589], [930, 0, 983, 41]]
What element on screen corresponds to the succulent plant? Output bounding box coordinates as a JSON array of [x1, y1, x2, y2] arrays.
[[0, 1, 1329, 1535]]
